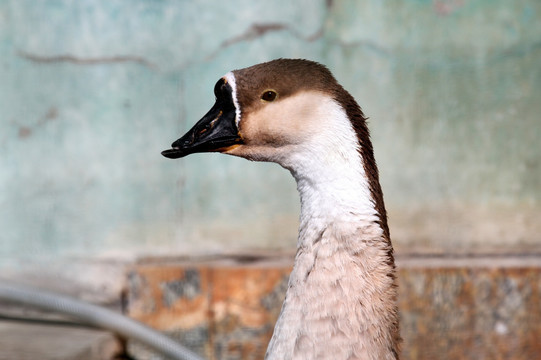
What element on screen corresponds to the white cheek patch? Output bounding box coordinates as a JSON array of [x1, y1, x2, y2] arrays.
[[224, 72, 241, 127]]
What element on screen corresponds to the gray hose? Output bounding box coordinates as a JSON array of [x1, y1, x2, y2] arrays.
[[0, 281, 204, 360]]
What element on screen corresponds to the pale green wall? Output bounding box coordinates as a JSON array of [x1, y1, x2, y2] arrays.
[[1, 0, 540, 261]]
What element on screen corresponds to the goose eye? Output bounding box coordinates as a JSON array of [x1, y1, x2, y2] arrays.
[[261, 90, 277, 102]]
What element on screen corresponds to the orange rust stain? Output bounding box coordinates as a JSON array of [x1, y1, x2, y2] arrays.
[[127, 266, 210, 330], [210, 267, 289, 328], [127, 264, 291, 360]]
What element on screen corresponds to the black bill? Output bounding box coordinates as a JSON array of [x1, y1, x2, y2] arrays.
[[161, 78, 242, 159]]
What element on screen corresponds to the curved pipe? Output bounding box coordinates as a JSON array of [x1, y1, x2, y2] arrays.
[[0, 281, 204, 360]]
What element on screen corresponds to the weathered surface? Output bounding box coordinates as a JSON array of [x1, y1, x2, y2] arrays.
[[125, 255, 541, 360], [399, 266, 541, 360], [1, 2, 540, 356], [126, 260, 291, 360], [1, 1, 540, 261]]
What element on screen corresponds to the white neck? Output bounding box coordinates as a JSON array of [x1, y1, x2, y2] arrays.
[[266, 100, 398, 360], [277, 98, 381, 242]]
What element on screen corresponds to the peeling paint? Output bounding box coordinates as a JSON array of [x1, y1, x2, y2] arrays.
[[160, 269, 201, 306]]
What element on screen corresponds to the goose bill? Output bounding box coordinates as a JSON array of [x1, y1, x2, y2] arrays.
[[162, 81, 241, 159]]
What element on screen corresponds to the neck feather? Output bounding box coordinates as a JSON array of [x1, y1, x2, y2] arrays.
[[283, 97, 383, 240], [266, 98, 399, 360]]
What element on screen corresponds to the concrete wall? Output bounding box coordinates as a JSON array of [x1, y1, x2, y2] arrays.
[[1, 0, 540, 262]]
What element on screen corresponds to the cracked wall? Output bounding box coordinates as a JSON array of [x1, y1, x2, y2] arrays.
[[0, 0, 540, 262]]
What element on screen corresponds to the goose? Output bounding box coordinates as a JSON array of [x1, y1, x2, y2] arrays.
[[162, 59, 400, 360]]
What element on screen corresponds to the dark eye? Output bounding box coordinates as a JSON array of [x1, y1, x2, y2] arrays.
[[261, 90, 277, 102]]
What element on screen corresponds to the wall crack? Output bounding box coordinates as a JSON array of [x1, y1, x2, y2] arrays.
[[205, 22, 324, 61], [17, 51, 156, 69]]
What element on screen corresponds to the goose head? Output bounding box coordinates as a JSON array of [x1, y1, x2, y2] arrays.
[[162, 59, 358, 171]]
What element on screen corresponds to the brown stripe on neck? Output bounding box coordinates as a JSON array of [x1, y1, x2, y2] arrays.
[[331, 86, 391, 242], [332, 84, 400, 356], [332, 86, 399, 355]]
